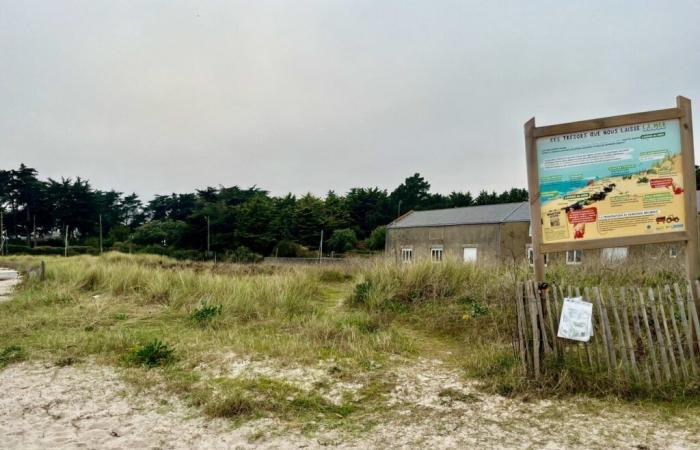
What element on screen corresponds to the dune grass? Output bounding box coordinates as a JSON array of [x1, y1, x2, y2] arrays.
[[0, 251, 696, 427]]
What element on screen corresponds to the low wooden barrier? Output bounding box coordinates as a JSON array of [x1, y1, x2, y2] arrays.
[[516, 280, 700, 385]]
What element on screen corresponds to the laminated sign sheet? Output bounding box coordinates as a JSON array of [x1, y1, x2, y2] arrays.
[[536, 120, 686, 244], [557, 297, 593, 342]]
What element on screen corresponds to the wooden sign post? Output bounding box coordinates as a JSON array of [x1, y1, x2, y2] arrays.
[[525, 96, 699, 285]]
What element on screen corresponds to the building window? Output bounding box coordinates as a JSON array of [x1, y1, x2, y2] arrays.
[[527, 247, 548, 266], [670, 247, 679, 258], [431, 247, 444, 262], [401, 248, 413, 263], [463, 246, 477, 263], [566, 250, 583, 265], [602, 247, 628, 262]]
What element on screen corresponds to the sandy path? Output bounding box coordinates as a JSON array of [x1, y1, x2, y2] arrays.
[[0, 268, 20, 302], [1, 360, 698, 449]]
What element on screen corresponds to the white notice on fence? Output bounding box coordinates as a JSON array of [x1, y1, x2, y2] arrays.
[[557, 297, 593, 342]]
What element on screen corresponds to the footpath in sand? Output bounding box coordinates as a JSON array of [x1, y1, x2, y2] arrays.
[[0, 268, 20, 302], [1, 358, 699, 449]]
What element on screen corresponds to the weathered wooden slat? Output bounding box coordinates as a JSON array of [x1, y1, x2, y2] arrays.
[[691, 282, 700, 354], [584, 287, 603, 370], [665, 286, 689, 380], [619, 288, 640, 381], [608, 288, 630, 379], [657, 287, 680, 379], [527, 283, 541, 379], [533, 282, 552, 355], [595, 287, 617, 370], [591, 287, 611, 370], [637, 289, 662, 383], [647, 288, 672, 382], [552, 285, 568, 362], [544, 289, 559, 358], [658, 287, 682, 378], [673, 283, 696, 375], [515, 283, 527, 367], [575, 287, 594, 368]]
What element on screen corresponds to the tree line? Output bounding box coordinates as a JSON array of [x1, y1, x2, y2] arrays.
[[0, 164, 528, 260]]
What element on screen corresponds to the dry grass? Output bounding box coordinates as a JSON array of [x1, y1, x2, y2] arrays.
[[0, 251, 695, 430]]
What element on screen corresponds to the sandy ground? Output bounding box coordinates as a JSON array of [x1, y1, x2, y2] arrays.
[[1, 358, 699, 449], [0, 268, 20, 302]]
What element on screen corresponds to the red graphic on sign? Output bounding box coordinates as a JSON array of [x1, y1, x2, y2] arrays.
[[650, 178, 673, 188], [567, 207, 597, 225]]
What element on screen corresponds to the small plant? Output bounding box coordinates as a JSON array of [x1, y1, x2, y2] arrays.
[[0, 346, 23, 368], [350, 280, 372, 306], [460, 296, 489, 321], [127, 339, 174, 368], [191, 300, 223, 324]]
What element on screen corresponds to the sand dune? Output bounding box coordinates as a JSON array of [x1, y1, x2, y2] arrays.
[[1, 360, 699, 449]]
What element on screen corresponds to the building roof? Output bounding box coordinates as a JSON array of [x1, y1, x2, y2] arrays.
[[387, 202, 530, 229], [388, 191, 700, 229]]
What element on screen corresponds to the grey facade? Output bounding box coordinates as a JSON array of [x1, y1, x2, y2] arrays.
[[385, 202, 531, 264]]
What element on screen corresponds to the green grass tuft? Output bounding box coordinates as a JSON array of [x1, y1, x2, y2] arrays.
[[0, 345, 23, 368], [126, 339, 174, 368]]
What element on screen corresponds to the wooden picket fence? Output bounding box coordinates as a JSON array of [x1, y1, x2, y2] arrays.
[[515, 280, 700, 385]]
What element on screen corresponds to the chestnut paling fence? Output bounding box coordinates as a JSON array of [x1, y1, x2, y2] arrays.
[[515, 280, 700, 384]]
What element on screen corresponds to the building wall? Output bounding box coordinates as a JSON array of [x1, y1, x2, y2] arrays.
[[499, 222, 531, 263], [386, 222, 529, 263], [386, 221, 684, 265]]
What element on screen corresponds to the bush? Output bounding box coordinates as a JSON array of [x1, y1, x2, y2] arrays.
[[191, 300, 223, 324], [33, 246, 66, 255], [226, 246, 263, 263], [126, 339, 174, 367], [366, 226, 386, 251], [0, 346, 23, 368], [273, 240, 314, 258], [327, 228, 358, 253], [132, 220, 189, 246], [6, 244, 33, 254]]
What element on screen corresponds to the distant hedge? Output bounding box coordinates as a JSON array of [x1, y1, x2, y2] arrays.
[[5, 245, 99, 256]]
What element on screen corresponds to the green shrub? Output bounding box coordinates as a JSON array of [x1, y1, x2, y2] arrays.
[[126, 339, 174, 367], [460, 296, 489, 320], [366, 226, 386, 251], [327, 228, 358, 253], [226, 246, 263, 263], [191, 300, 223, 324], [32, 246, 66, 255], [273, 240, 314, 258], [0, 346, 23, 368]]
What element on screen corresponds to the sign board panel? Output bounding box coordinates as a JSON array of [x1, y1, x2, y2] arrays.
[[536, 119, 686, 244], [524, 96, 699, 283]]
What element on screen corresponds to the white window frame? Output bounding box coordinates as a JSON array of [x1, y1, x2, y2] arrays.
[[669, 247, 679, 259], [462, 246, 478, 263], [602, 247, 628, 262], [400, 247, 413, 264], [431, 246, 444, 263], [566, 249, 583, 265]]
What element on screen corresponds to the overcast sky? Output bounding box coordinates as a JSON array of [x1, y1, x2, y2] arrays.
[[1, 1, 699, 200]]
